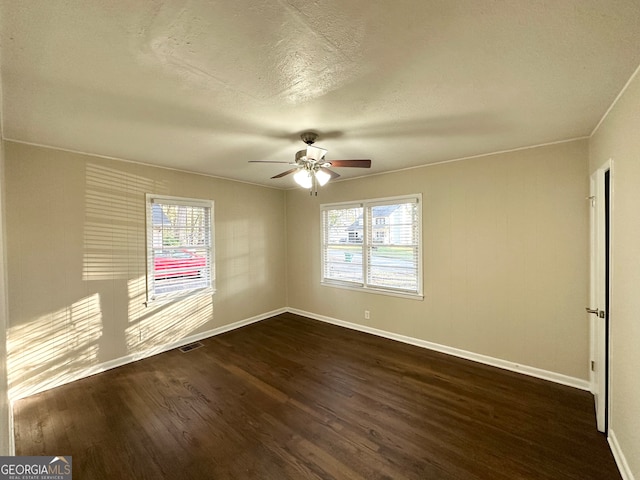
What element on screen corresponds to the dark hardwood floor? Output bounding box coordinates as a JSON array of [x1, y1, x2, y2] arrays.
[[13, 312, 620, 479]]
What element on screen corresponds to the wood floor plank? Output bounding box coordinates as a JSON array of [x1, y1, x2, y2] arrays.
[[13, 313, 620, 479]]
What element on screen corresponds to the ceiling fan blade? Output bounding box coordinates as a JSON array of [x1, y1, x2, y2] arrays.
[[249, 160, 291, 164], [319, 167, 340, 179], [271, 168, 299, 179], [306, 145, 328, 161], [327, 159, 372, 168]]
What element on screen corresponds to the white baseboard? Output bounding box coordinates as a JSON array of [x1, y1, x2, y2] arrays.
[[609, 429, 636, 480], [288, 308, 591, 391], [9, 307, 589, 399], [90, 307, 287, 380], [9, 308, 287, 403]]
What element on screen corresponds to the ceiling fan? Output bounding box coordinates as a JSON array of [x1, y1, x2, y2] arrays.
[[249, 132, 371, 194]]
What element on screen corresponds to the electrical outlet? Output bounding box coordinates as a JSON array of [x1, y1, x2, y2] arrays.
[[364, 310, 370, 320]]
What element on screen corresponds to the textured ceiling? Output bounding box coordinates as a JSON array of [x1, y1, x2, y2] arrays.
[[1, 1, 640, 188]]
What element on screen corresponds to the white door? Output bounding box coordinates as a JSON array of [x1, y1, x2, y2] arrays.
[[588, 160, 610, 433]]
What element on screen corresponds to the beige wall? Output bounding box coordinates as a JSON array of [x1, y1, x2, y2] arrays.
[[589, 69, 640, 478], [4, 141, 287, 399], [287, 140, 589, 380], [3, 102, 633, 467]]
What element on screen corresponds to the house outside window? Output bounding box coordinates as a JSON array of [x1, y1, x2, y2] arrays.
[[321, 194, 422, 298], [146, 194, 214, 304]]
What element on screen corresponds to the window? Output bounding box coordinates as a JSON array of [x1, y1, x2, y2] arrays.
[[321, 194, 422, 298], [146, 194, 214, 304]]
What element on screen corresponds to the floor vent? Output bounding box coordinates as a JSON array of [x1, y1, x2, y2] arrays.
[[179, 342, 204, 353]]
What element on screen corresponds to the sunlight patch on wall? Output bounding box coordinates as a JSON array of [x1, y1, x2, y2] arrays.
[[83, 162, 167, 281], [7, 293, 103, 400], [125, 276, 212, 355], [127, 275, 147, 323]]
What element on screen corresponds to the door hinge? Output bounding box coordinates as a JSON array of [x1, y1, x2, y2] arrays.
[[591, 361, 595, 371]]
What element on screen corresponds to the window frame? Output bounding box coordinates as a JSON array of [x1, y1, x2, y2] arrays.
[[145, 193, 215, 305], [320, 194, 423, 300]]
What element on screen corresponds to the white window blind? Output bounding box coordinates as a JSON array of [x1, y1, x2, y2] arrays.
[[321, 195, 422, 298], [146, 194, 214, 304]]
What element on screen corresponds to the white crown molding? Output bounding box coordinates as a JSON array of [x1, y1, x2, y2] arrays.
[[1, 138, 282, 191], [591, 61, 640, 137]]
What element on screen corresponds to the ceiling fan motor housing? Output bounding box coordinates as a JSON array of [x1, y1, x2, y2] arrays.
[[300, 132, 318, 145]]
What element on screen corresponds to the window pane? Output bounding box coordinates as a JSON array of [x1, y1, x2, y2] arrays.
[[368, 246, 418, 291], [152, 247, 210, 295], [367, 202, 419, 292], [370, 203, 417, 246], [324, 206, 364, 244], [323, 206, 364, 284], [324, 245, 363, 283], [152, 204, 209, 249]]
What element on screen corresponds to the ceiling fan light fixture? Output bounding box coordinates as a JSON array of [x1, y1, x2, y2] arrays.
[[315, 169, 331, 186], [293, 169, 313, 189]]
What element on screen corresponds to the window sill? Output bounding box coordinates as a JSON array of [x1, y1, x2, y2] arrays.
[[145, 287, 215, 307], [321, 281, 423, 300]]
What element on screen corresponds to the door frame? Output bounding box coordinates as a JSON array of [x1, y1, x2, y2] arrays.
[[589, 158, 612, 433]]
